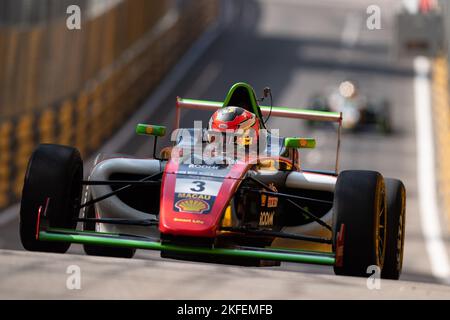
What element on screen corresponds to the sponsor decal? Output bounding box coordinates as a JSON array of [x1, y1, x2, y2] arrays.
[[267, 196, 278, 208], [175, 178, 222, 196], [173, 218, 204, 224], [259, 211, 275, 226], [261, 183, 278, 208], [175, 199, 210, 214], [261, 194, 267, 206], [177, 163, 231, 178], [177, 193, 211, 200], [174, 218, 192, 223], [188, 164, 219, 170]]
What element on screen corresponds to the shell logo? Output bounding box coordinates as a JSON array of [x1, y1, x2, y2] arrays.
[[175, 199, 210, 213]]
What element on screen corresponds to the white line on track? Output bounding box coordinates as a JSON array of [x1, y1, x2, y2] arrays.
[[414, 56, 450, 284]]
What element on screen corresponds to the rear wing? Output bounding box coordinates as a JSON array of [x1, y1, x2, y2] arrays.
[[175, 98, 342, 124], [175, 97, 343, 173]]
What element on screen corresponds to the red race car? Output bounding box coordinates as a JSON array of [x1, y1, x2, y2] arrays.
[[19, 82, 406, 279]]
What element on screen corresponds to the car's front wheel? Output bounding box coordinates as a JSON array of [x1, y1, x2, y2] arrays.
[[20, 144, 83, 253], [381, 178, 406, 280], [332, 170, 387, 277]]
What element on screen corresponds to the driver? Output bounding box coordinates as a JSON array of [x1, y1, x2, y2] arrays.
[[207, 106, 260, 148]]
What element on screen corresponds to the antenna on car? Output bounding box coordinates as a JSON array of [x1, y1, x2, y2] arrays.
[[260, 87, 273, 127]]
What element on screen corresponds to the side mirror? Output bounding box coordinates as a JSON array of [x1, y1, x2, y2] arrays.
[[136, 124, 166, 160], [284, 137, 316, 149], [136, 124, 166, 137]]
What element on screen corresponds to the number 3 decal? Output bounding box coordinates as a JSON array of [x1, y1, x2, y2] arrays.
[[175, 178, 221, 196], [190, 181, 206, 192]]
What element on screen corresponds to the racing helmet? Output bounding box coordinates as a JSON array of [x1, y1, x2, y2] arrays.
[[208, 106, 260, 146]]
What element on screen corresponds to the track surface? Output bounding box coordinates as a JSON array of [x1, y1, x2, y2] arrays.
[[1, 0, 450, 298], [1, 249, 450, 299]]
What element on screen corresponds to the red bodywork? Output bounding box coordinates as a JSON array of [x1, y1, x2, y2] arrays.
[[159, 159, 251, 238]]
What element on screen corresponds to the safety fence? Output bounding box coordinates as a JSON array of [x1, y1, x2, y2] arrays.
[[0, 0, 219, 209], [432, 56, 450, 231], [431, 0, 450, 230]]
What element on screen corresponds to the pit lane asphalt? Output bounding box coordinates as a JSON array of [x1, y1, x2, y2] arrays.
[[1, 0, 450, 298]]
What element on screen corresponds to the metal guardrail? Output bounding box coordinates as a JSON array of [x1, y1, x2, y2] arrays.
[[0, 0, 170, 116]]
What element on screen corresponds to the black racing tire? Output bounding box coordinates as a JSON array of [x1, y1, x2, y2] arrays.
[[82, 196, 136, 259], [381, 178, 406, 280], [20, 144, 83, 253], [332, 170, 387, 277]]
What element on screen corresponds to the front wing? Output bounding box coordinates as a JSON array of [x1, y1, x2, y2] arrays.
[[37, 205, 335, 266], [38, 228, 335, 265]]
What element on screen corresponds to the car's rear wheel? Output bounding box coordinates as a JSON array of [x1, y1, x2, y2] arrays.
[[332, 170, 387, 277], [20, 144, 83, 253], [82, 196, 136, 259], [381, 178, 406, 280]]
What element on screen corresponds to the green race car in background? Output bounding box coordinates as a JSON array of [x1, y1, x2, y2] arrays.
[[308, 80, 392, 134]]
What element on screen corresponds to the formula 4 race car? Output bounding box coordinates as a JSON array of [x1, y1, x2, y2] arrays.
[[307, 80, 392, 134], [19, 82, 406, 279]]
